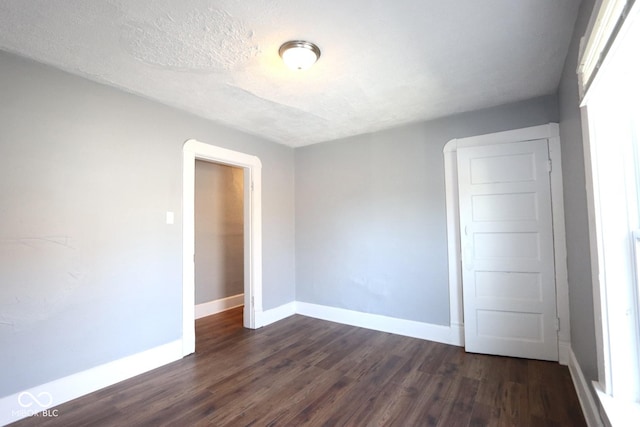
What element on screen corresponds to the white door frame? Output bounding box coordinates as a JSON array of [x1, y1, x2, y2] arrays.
[[182, 139, 263, 356], [443, 123, 571, 362]]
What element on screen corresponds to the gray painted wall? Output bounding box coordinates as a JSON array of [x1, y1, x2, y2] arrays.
[[0, 50, 295, 397], [195, 161, 244, 304], [558, 0, 599, 384], [1, 16, 592, 401], [295, 95, 559, 325]]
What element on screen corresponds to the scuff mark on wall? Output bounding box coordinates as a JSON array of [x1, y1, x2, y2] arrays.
[[11, 236, 75, 250], [0, 236, 84, 332], [0, 318, 16, 332]]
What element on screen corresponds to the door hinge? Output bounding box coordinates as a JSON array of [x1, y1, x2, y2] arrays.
[[547, 159, 552, 172], [251, 181, 254, 191], [251, 295, 255, 307], [555, 317, 560, 332]]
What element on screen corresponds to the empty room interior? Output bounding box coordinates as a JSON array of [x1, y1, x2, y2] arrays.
[[1, 0, 639, 425]]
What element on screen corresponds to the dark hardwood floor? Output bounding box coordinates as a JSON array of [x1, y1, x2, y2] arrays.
[[11, 307, 586, 426]]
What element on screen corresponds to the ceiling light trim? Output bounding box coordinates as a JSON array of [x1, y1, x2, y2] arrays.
[[278, 40, 321, 70]]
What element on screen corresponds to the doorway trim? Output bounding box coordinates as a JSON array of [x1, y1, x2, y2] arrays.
[[443, 123, 570, 362], [182, 139, 263, 356]]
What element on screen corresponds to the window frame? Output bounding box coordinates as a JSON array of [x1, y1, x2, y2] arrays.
[[578, 0, 640, 423]]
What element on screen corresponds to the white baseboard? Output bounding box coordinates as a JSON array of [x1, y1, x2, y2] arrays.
[[256, 302, 296, 327], [567, 346, 603, 427], [450, 321, 465, 346], [195, 294, 244, 319], [6, 301, 579, 426], [559, 340, 571, 366], [295, 301, 463, 346], [0, 340, 182, 426]]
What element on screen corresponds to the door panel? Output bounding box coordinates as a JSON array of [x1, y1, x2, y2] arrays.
[[476, 310, 542, 341], [471, 192, 538, 222], [475, 271, 542, 301], [458, 139, 558, 361]]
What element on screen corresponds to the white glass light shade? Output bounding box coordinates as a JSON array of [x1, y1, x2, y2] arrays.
[[279, 41, 321, 70]]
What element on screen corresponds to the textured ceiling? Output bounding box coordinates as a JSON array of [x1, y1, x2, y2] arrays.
[[0, 0, 581, 147]]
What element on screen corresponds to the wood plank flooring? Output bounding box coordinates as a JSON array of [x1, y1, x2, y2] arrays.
[[10, 307, 586, 426]]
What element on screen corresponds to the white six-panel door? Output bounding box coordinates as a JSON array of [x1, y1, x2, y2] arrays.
[[457, 139, 558, 361]]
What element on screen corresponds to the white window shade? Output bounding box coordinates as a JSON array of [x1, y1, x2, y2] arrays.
[[578, 0, 635, 99]]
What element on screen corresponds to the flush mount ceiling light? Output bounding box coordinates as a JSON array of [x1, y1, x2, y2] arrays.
[[279, 40, 321, 70]]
